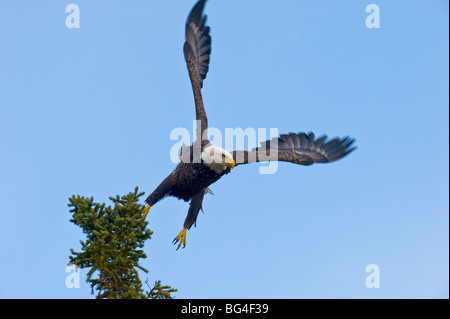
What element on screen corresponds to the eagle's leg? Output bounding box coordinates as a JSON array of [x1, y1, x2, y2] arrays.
[[172, 191, 206, 250], [173, 228, 187, 250], [142, 205, 151, 219], [143, 173, 173, 220]]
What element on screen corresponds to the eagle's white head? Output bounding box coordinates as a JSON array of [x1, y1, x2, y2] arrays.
[[201, 145, 236, 173]]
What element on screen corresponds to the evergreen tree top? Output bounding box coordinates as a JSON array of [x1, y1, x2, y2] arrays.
[[68, 187, 176, 299]]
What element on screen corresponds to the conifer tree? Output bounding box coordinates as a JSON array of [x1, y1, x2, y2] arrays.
[[68, 187, 176, 299]]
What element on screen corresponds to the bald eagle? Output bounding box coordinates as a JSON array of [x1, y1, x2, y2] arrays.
[[143, 0, 356, 249]]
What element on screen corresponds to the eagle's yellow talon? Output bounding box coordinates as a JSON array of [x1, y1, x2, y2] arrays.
[[173, 228, 187, 250], [142, 205, 151, 219]]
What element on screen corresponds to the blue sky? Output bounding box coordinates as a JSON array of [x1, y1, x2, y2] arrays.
[[0, 0, 448, 298]]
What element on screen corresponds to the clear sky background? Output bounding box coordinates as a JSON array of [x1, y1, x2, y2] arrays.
[[0, 0, 448, 299]]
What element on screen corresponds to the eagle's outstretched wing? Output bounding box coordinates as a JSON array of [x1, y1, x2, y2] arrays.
[[232, 132, 356, 166], [184, 0, 211, 142]]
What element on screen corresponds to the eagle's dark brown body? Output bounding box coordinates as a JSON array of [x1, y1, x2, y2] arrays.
[[171, 162, 229, 201], [145, 161, 229, 206]]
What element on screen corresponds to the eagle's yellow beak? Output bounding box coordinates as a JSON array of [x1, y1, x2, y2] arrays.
[[225, 157, 236, 169]]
